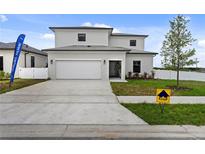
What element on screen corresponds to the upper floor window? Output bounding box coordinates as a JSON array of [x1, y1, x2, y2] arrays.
[[130, 40, 136, 46], [78, 33, 86, 41]]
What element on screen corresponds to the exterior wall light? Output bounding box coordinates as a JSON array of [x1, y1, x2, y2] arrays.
[[104, 60, 106, 64], [50, 59, 53, 64]]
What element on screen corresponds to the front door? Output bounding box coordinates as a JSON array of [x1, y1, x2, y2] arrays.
[[0, 56, 3, 71], [109, 60, 121, 78]]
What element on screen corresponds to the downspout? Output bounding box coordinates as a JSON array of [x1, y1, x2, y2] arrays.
[[24, 52, 29, 68]]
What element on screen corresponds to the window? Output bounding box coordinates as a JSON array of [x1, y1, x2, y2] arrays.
[[133, 61, 141, 73], [31, 56, 35, 68], [130, 40, 136, 46], [78, 33, 86, 41], [0, 56, 3, 71]]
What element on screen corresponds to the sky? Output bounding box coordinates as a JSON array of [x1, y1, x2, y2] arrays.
[[0, 14, 205, 67]]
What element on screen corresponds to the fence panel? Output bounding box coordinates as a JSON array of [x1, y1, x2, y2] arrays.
[[19, 67, 48, 79], [154, 69, 205, 81]]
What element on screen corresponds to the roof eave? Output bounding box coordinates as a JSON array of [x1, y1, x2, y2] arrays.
[[111, 34, 149, 38], [49, 27, 114, 32], [42, 49, 130, 52], [127, 52, 158, 55]]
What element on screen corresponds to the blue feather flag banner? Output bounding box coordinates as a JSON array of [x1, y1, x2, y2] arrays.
[[10, 34, 25, 84]]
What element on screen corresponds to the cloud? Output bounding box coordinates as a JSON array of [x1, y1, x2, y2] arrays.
[[40, 33, 55, 40], [112, 28, 120, 33], [81, 22, 111, 28], [81, 22, 92, 26], [198, 39, 205, 48], [81, 22, 120, 33], [0, 15, 8, 22]]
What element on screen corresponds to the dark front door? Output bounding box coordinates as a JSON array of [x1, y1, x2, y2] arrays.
[[0, 56, 3, 71], [109, 61, 121, 78]]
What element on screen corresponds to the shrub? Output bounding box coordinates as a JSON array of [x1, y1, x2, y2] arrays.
[[126, 72, 155, 80], [151, 70, 155, 79], [0, 71, 5, 80], [143, 72, 148, 79], [147, 74, 153, 79], [127, 72, 132, 79], [5, 72, 10, 79], [133, 73, 139, 79]]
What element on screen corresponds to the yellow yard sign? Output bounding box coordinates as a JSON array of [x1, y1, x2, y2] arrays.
[[156, 89, 171, 104]]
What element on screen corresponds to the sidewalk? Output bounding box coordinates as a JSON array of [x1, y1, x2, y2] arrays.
[[0, 124, 205, 139], [118, 96, 205, 104]]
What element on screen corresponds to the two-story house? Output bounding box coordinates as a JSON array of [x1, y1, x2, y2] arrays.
[[42, 26, 157, 81]]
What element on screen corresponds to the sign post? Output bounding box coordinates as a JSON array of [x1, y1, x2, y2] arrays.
[[9, 34, 26, 87], [156, 89, 171, 113]]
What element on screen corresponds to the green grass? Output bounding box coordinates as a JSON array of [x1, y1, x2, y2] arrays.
[[0, 79, 47, 94], [122, 103, 205, 125], [111, 79, 205, 96]]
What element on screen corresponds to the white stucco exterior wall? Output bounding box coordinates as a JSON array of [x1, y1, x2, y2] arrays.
[[0, 49, 47, 77], [126, 54, 154, 75], [25, 53, 47, 68], [47, 51, 126, 80], [54, 29, 110, 47], [0, 50, 24, 77], [109, 36, 145, 50]]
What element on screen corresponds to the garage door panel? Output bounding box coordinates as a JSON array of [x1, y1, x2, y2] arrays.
[[56, 60, 101, 79]]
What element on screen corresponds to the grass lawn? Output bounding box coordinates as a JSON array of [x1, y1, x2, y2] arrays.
[[111, 79, 205, 96], [0, 79, 47, 94], [122, 103, 205, 125]]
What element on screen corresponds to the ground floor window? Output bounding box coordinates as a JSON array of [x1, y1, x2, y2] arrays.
[[0, 56, 3, 71], [133, 60, 141, 73], [31, 56, 35, 68]]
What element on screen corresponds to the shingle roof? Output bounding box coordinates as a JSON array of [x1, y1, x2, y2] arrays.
[[42, 45, 131, 52], [111, 33, 148, 37], [0, 42, 47, 56]]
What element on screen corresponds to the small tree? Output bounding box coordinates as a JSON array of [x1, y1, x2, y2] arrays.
[[161, 15, 198, 88]]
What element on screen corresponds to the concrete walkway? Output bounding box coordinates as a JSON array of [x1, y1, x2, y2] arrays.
[[0, 80, 146, 125], [118, 96, 205, 104], [0, 124, 205, 139]]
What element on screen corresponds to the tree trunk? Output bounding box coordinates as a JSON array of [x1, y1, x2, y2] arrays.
[[176, 54, 180, 88], [177, 67, 179, 88]]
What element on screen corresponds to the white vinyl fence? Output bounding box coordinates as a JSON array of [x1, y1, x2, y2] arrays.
[[154, 69, 205, 81], [19, 67, 48, 79]]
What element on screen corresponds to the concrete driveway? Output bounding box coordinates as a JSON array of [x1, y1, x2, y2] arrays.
[[0, 80, 146, 125]]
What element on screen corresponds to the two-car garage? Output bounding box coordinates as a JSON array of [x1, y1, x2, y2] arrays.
[[44, 47, 127, 81], [55, 60, 102, 79]]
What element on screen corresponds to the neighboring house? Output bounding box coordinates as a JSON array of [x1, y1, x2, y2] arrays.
[[0, 42, 48, 77], [42, 26, 157, 81]]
